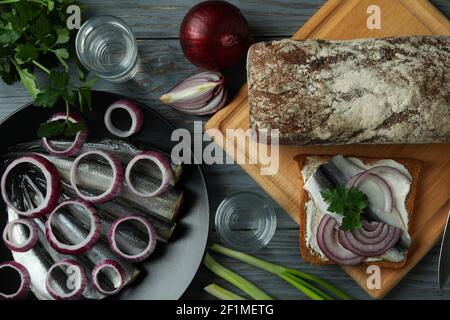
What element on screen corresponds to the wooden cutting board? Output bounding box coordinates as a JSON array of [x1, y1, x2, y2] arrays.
[[205, 0, 450, 299]]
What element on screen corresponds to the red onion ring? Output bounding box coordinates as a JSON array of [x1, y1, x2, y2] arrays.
[[353, 173, 393, 213], [125, 151, 174, 197], [70, 151, 124, 204], [42, 113, 88, 157], [3, 219, 38, 252], [316, 215, 365, 265], [1, 155, 60, 218], [104, 100, 143, 138], [338, 225, 402, 257], [45, 259, 87, 300], [46, 200, 101, 254], [108, 215, 157, 262], [92, 260, 126, 295], [356, 166, 411, 184], [0, 261, 30, 300]]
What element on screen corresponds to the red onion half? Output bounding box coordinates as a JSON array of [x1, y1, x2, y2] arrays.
[[70, 151, 124, 204], [104, 100, 143, 138], [3, 219, 38, 252], [92, 260, 126, 295], [180, 0, 252, 70], [45, 259, 87, 300], [160, 71, 228, 115], [42, 113, 87, 157], [108, 215, 157, 262], [316, 215, 365, 265], [125, 151, 174, 197], [1, 155, 60, 218], [46, 200, 101, 254], [0, 261, 30, 300]]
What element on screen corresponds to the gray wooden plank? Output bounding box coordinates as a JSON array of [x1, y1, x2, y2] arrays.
[[183, 230, 450, 300], [1, 0, 450, 301], [81, 0, 325, 38], [79, 0, 450, 39]]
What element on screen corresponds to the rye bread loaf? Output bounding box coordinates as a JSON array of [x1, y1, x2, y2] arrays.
[[247, 36, 450, 145]]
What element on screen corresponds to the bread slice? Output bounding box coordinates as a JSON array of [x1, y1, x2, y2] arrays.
[[295, 154, 422, 269]]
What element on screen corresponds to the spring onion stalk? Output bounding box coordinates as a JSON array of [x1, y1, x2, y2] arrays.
[[204, 284, 246, 300], [203, 253, 273, 300], [210, 243, 352, 300]]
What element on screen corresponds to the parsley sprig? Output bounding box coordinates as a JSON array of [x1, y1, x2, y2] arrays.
[[321, 186, 369, 231], [0, 0, 97, 138]]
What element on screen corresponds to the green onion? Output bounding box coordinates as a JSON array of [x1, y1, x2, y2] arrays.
[[210, 243, 352, 300], [203, 253, 273, 300], [204, 284, 246, 300]]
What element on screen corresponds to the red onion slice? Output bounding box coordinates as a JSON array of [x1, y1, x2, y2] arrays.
[[70, 151, 124, 204], [362, 220, 380, 231], [46, 200, 101, 254], [42, 113, 88, 157], [0, 261, 30, 300], [92, 260, 126, 295], [104, 100, 143, 138], [316, 215, 365, 265], [45, 259, 87, 300], [338, 225, 402, 257], [3, 219, 38, 252], [108, 215, 157, 262], [125, 151, 174, 197], [1, 155, 60, 218], [357, 166, 411, 184], [350, 172, 393, 214]]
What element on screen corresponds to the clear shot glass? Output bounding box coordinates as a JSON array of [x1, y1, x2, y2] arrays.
[[215, 192, 277, 252], [75, 15, 140, 83]]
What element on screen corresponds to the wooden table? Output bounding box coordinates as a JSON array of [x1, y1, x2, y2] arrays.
[[1, 0, 449, 300]]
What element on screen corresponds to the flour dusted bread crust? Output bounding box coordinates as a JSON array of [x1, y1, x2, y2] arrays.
[[248, 36, 450, 145], [295, 155, 422, 269]]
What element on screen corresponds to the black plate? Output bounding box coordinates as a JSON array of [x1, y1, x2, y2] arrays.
[[0, 90, 210, 300]]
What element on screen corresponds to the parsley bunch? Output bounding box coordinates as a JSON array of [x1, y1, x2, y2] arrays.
[[321, 186, 369, 231], [0, 0, 96, 137]]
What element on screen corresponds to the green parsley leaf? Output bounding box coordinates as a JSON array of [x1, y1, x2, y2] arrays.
[[34, 87, 61, 107], [49, 70, 69, 88], [12, 61, 40, 98], [54, 27, 70, 45], [37, 119, 85, 138], [321, 186, 369, 231], [15, 44, 38, 64]]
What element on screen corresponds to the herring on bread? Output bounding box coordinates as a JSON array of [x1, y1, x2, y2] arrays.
[[295, 154, 422, 269]]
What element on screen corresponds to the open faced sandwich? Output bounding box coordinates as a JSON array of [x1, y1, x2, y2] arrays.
[[296, 154, 422, 268]]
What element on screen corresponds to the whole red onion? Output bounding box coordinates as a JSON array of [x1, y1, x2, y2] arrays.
[[180, 0, 252, 70]]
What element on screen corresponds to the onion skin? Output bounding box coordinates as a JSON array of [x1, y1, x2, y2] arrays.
[[46, 199, 101, 255], [104, 100, 143, 138], [92, 260, 126, 295], [42, 113, 88, 158], [3, 219, 38, 252], [180, 0, 252, 70], [1, 154, 60, 218], [0, 261, 30, 300], [108, 215, 157, 262], [45, 259, 87, 300]]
